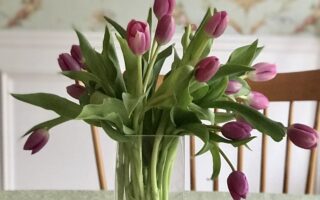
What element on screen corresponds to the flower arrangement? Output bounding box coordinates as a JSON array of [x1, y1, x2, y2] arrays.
[[13, 0, 319, 199]]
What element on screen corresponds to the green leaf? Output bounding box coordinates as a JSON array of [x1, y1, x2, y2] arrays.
[[208, 64, 253, 84], [12, 93, 81, 118], [104, 16, 126, 38], [210, 143, 221, 179], [170, 107, 201, 127], [197, 77, 228, 107], [215, 112, 235, 123], [190, 82, 209, 100], [189, 103, 215, 124], [76, 30, 116, 97], [90, 91, 109, 104], [122, 93, 144, 117], [116, 35, 140, 95], [208, 101, 286, 142], [23, 116, 70, 137], [61, 71, 101, 85], [77, 98, 129, 126], [146, 65, 193, 110], [210, 133, 256, 147], [101, 121, 130, 142], [227, 40, 259, 66]]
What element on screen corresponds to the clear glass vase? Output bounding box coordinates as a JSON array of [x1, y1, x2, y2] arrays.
[[115, 135, 185, 200]]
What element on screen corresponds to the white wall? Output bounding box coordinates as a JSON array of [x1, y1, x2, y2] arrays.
[[0, 31, 319, 194]]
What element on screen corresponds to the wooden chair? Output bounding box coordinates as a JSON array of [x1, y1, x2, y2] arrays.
[[204, 70, 320, 193]]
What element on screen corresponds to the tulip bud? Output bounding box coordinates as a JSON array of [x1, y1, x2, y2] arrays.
[[66, 84, 86, 99], [195, 56, 220, 82], [221, 121, 252, 140], [288, 123, 319, 149], [226, 80, 242, 95], [153, 0, 176, 19], [126, 20, 151, 55], [24, 129, 49, 154], [70, 45, 85, 69], [155, 15, 176, 45], [58, 53, 81, 71], [205, 11, 228, 38], [248, 62, 277, 82], [227, 171, 249, 200], [247, 91, 269, 110]]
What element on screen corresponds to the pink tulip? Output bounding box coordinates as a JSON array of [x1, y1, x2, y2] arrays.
[[195, 56, 220, 82], [153, 0, 176, 19], [227, 171, 249, 200], [70, 45, 85, 69], [221, 121, 252, 140], [226, 80, 242, 95], [248, 62, 277, 82], [247, 91, 269, 110], [126, 20, 151, 55], [58, 53, 81, 71], [66, 84, 86, 99], [155, 15, 176, 45], [205, 11, 228, 38], [24, 129, 49, 154], [288, 123, 318, 149]]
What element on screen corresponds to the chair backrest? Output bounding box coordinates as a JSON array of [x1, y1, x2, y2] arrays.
[[204, 70, 320, 193]]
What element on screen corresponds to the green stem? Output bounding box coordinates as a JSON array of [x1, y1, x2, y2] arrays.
[[137, 55, 143, 96], [143, 45, 160, 93], [219, 148, 236, 171]]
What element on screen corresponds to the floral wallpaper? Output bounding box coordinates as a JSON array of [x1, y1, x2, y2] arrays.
[[0, 0, 319, 35]]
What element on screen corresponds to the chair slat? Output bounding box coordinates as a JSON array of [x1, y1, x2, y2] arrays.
[[249, 70, 320, 101], [90, 126, 108, 190], [283, 101, 294, 193], [260, 109, 268, 192], [237, 146, 244, 171], [305, 101, 320, 194], [190, 136, 196, 191]]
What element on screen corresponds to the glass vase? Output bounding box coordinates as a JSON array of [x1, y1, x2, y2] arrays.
[[115, 135, 185, 200]]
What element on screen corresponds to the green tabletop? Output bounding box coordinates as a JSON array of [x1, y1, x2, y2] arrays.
[[0, 191, 319, 200]]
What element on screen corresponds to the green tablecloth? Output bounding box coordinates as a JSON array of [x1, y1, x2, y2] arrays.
[[0, 191, 319, 200]]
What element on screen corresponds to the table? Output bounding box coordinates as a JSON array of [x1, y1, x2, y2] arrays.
[[0, 191, 319, 200]]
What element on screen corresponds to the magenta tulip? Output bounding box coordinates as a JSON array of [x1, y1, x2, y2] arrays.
[[227, 171, 249, 200], [66, 84, 86, 99], [288, 123, 318, 149], [248, 62, 277, 82], [58, 53, 81, 71], [70, 45, 85, 69], [195, 56, 220, 82], [153, 0, 176, 19], [221, 121, 252, 140], [126, 20, 151, 55], [205, 11, 228, 38], [155, 15, 175, 45], [226, 80, 242, 95], [24, 129, 49, 154], [247, 91, 269, 110]]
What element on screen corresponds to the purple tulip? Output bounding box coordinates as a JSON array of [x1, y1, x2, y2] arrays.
[[153, 0, 176, 19], [195, 56, 220, 82], [66, 84, 86, 99], [70, 45, 85, 69], [221, 121, 252, 140], [58, 53, 81, 71], [24, 129, 49, 154], [247, 91, 269, 110], [126, 20, 151, 55], [248, 62, 277, 82], [226, 80, 242, 95], [227, 171, 249, 200], [155, 15, 176, 45], [288, 123, 319, 149], [205, 11, 228, 38]]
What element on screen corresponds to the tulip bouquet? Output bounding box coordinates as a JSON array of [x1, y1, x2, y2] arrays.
[[13, 0, 318, 200]]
